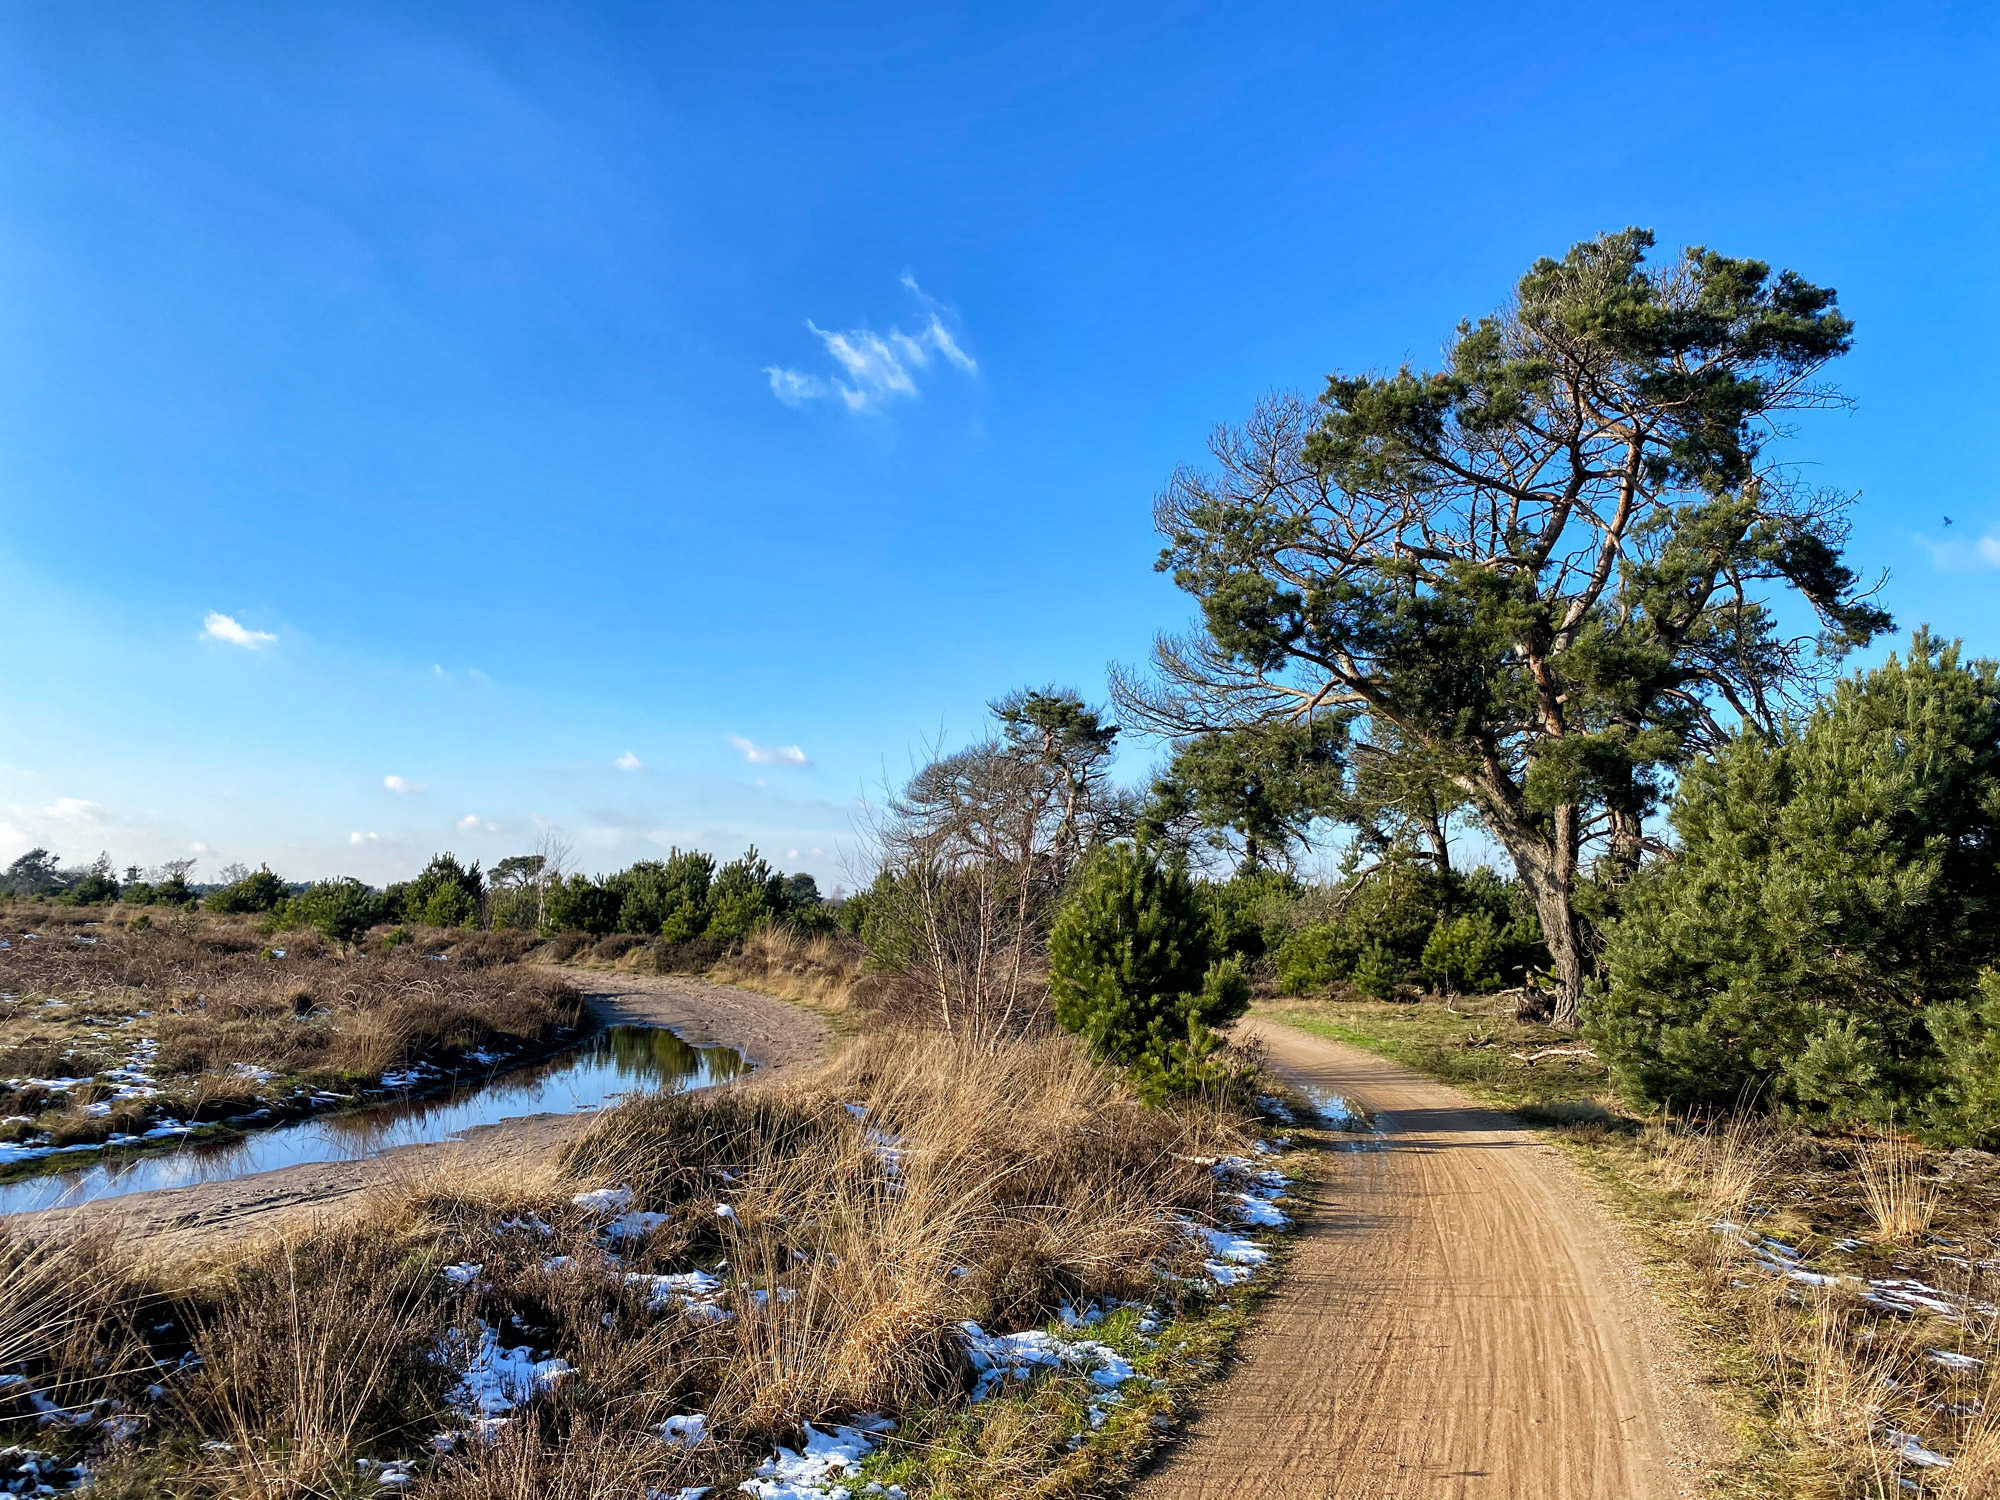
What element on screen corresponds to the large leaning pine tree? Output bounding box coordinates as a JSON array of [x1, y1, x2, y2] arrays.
[[1115, 230, 1891, 1027]]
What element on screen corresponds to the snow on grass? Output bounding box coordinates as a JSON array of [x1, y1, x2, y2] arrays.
[[958, 1324, 1137, 1401], [1930, 1349, 1985, 1371], [434, 1320, 574, 1445], [572, 1186, 634, 1212], [1227, 1193, 1289, 1228], [0, 1445, 90, 1494], [656, 1413, 708, 1447], [1887, 1430, 1953, 1468], [740, 1416, 896, 1500], [1184, 1223, 1271, 1287], [625, 1271, 731, 1323], [604, 1211, 672, 1243], [1714, 1221, 2000, 1320], [355, 1457, 418, 1489], [440, 1262, 483, 1287]]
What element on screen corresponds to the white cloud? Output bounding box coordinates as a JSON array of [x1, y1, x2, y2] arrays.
[[1914, 529, 2000, 572], [44, 797, 101, 822], [201, 612, 278, 649], [765, 274, 976, 414], [457, 814, 500, 831], [615, 751, 644, 772], [383, 775, 427, 794], [731, 736, 810, 767], [350, 831, 380, 845]]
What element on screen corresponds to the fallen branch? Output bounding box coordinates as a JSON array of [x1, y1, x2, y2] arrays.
[[1510, 1046, 1595, 1065]]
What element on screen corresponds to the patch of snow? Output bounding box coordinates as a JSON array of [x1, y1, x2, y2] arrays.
[[356, 1457, 418, 1489], [1930, 1350, 1985, 1371], [959, 1323, 1136, 1401], [740, 1416, 895, 1500], [1057, 1302, 1105, 1329], [499, 1212, 556, 1236], [1185, 1222, 1270, 1286], [604, 1210, 672, 1243], [0, 1446, 89, 1494], [1228, 1193, 1289, 1228], [716, 1202, 739, 1221], [1888, 1430, 1953, 1468], [1255, 1093, 1295, 1123], [626, 1270, 731, 1323], [437, 1321, 573, 1420], [440, 1262, 483, 1287], [573, 1186, 635, 1213], [656, 1413, 707, 1447]]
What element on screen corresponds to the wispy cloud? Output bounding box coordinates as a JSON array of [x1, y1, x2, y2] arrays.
[[350, 830, 380, 845], [457, 814, 498, 831], [382, 775, 427, 794], [1913, 529, 2000, 572], [615, 751, 644, 772], [201, 612, 277, 649], [44, 797, 101, 822], [731, 736, 810, 768], [765, 273, 976, 413]]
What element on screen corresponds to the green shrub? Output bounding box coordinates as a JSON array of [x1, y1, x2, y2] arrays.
[[1349, 941, 1400, 1000], [280, 878, 385, 947], [1420, 911, 1504, 995], [205, 865, 289, 914], [1590, 635, 2000, 1132], [542, 874, 622, 936], [1276, 923, 1360, 994], [1048, 843, 1250, 1089], [705, 848, 802, 943], [402, 853, 484, 929], [611, 851, 715, 939], [1200, 868, 1302, 962]]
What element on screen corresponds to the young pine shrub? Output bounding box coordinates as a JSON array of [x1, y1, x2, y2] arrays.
[[1047, 843, 1250, 1098]]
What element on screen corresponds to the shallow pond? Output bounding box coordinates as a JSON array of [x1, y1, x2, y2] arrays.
[[0, 1024, 747, 1215]]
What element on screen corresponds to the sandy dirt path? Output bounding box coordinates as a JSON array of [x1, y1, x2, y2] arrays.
[[1137, 1014, 1720, 1500], [37, 973, 831, 1253]]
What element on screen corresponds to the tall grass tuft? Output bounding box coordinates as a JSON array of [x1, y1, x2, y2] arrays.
[[1857, 1131, 1939, 1244]]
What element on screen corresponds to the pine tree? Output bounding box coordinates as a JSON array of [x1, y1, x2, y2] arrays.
[[1117, 230, 1891, 1027], [1590, 634, 2000, 1128], [1048, 843, 1249, 1073]]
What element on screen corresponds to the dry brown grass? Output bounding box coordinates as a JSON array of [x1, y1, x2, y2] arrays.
[[703, 925, 869, 1013], [0, 1026, 1263, 1496], [1858, 1133, 1940, 1244], [0, 908, 582, 1154], [1632, 1113, 1999, 1496]]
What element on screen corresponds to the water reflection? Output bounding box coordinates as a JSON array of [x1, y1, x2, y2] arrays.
[[1, 1025, 746, 1215]]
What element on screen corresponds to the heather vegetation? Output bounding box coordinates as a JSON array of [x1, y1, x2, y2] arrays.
[[0, 908, 582, 1173]]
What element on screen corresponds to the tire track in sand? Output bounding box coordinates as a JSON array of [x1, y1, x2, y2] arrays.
[[1136, 1014, 1721, 1500]]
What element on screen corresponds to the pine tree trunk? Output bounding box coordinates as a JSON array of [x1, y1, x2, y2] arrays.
[[1487, 801, 1586, 1029]]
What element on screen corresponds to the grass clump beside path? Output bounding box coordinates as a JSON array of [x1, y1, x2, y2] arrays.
[[0, 906, 582, 1177], [1262, 991, 2000, 1498], [0, 1026, 1305, 1499]]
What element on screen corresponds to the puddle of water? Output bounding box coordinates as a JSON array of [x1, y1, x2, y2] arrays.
[[1302, 1087, 1387, 1149], [1, 1025, 746, 1215]]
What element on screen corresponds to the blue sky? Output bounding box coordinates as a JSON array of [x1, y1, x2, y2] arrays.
[[1, 0, 1995, 889]]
